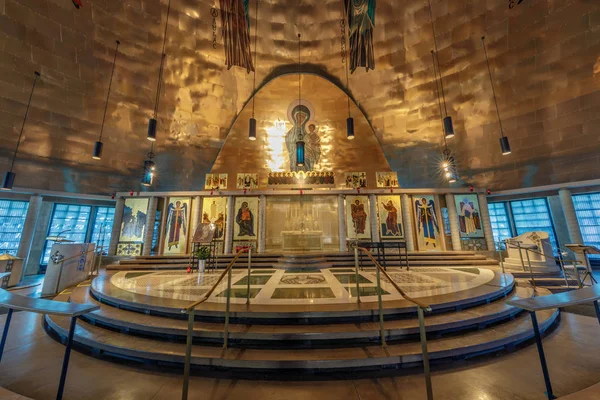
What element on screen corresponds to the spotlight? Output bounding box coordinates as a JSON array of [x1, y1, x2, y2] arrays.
[[500, 136, 511, 155], [443, 116, 454, 139], [249, 118, 257, 141], [92, 141, 103, 160], [346, 117, 355, 140], [147, 118, 157, 141], [1, 172, 16, 191]]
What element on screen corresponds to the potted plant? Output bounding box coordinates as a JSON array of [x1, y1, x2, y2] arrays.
[[195, 246, 211, 272]]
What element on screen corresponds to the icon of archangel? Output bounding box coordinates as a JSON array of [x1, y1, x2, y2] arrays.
[[285, 103, 322, 172], [220, 0, 254, 73], [165, 200, 188, 252], [415, 196, 440, 249], [345, 0, 376, 73]]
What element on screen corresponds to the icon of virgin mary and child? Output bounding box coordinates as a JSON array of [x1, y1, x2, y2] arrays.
[[235, 201, 255, 237], [285, 104, 321, 172]]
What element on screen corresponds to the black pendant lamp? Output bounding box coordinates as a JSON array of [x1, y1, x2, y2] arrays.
[[2, 71, 40, 191], [295, 33, 305, 167], [141, 148, 156, 187], [147, 0, 172, 141], [248, 0, 259, 141], [428, 0, 454, 139], [93, 40, 120, 160], [482, 36, 511, 155]]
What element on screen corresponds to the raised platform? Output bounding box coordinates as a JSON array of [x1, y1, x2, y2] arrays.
[[43, 266, 561, 374]]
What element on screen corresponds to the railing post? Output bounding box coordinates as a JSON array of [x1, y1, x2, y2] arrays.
[[224, 267, 232, 349], [497, 241, 505, 275], [525, 249, 537, 290], [558, 253, 569, 289], [353, 244, 361, 304], [181, 309, 194, 400], [375, 264, 386, 347], [246, 248, 252, 305], [56, 316, 77, 400], [593, 300, 600, 327], [0, 308, 13, 363], [516, 242, 526, 272], [530, 311, 556, 400], [418, 306, 434, 400]]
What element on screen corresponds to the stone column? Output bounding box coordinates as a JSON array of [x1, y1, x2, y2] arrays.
[[258, 195, 266, 253], [142, 197, 158, 256], [477, 193, 496, 251], [17, 195, 43, 277], [224, 196, 235, 254], [338, 195, 347, 252], [558, 188, 585, 262], [188, 196, 202, 250], [369, 194, 379, 242], [401, 194, 415, 251], [108, 197, 125, 255], [445, 194, 462, 251]]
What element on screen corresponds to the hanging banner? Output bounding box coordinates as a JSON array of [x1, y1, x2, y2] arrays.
[[233, 197, 259, 241], [345, 195, 371, 239], [119, 198, 149, 242], [377, 195, 403, 239], [163, 197, 191, 255], [412, 195, 442, 251], [201, 196, 227, 240], [454, 194, 484, 238]]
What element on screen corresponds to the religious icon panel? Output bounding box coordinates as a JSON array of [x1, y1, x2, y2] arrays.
[[454, 194, 484, 238], [233, 197, 259, 241], [345, 172, 367, 188], [236, 173, 259, 189], [204, 173, 228, 190], [376, 172, 399, 188], [119, 198, 149, 243], [377, 195, 403, 239], [412, 195, 442, 251], [163, 197, 190, 255], [345, 195, 371, 239], [201, 197, 227, 241]]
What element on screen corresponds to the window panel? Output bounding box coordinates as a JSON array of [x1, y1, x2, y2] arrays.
[[42, 204, 92, 265], [510, 198, 559, 254], [573, 193, 600, 259], [0, 200, 29, 256], [90, 207, 115, 255], [488, 202, 512, 249]]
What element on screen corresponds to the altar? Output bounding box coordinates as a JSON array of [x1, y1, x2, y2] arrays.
[[281, 231, 323, 251]]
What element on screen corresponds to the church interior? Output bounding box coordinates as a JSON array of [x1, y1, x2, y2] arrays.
[[0, 0, 599, 399]]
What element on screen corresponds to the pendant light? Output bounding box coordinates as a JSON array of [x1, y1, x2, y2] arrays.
[[93, 40, 120, 160], [2, 71, 40, 191], [295, 33, 305, 167], [432, 51, 458, 183], [248, 0, 259, 141], [482, 36, 511, 155], [343, 19, 354, 140], [141, 147, 156, 187], [428, 0, 454, 139], [147, 0, 172, 141]]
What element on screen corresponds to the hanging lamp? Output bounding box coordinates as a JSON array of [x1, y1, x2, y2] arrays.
[[428, 0, 454, 139], [2, 71, 41, 191], [248, 0, 259, 140], [93, 40, 120, 160], [295, 33, 305, 167], [141, 146, 156, 187], [432, 51, 457, 183], [482, 36, 511, 155], [147, 0, 171, 141]]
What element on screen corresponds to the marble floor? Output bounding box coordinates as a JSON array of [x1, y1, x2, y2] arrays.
[[0, 311, 599, 399], [109, 267, 495, 304]]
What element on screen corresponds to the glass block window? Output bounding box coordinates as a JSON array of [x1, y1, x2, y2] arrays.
[[510, 198, 559, 253], [573, 192, 600, 258], [0, 200, 29, 256], [42, 204, 92, 265], [489, 202, 512, 249], [90, 207, 115, 255], [441, 208, 451, 235]]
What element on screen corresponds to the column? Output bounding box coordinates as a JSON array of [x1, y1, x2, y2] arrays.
[[477, 193, 495, 251], [445, 194, 462, 251], [188, 196, 202, 250], [558, 188, 585, 262], [224, 195, 235, 254], [142, 197, 158, 256], [401, 194, 415, 251], [17, 195, 43, 277], [258, 195, 266, 253], [338, 195, 347, 252], [108, 197, 125, 255], [369, 194, 379, 242]]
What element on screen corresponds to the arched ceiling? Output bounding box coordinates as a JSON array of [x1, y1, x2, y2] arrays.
[[0, 0, 598, 194]]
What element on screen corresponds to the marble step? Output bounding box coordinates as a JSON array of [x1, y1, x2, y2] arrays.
[[89, 272, 515, 322], [129, 251, 483, 260], [70, 285, 533, 344], [44, 307, 559, 372]]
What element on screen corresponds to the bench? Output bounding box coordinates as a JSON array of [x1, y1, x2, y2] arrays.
[[507, 285, 600, 400], [0, 288, 99, 400]]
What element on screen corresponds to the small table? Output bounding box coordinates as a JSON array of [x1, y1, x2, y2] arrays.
[[355, 241, 409, 271], [281, 231, 323, 251], [565, 244, 599, 286]]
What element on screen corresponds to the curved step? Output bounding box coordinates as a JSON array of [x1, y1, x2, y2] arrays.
[[44, 307, 559, 372], [71, 285, 534, 344], [89, 272, 515, 322]]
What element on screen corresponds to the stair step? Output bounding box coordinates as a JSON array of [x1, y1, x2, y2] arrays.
[[70, 286, 533, 343], [44, 306, 559, 371]]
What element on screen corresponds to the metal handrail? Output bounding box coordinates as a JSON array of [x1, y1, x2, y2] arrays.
[[181, 247, 249, 400], [353, 245, 434, 400], [356, 247, 431, 311]]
